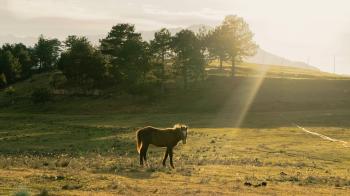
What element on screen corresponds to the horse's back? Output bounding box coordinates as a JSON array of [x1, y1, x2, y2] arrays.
[[137, 126, 157, 141], [137, 126, 180, 147]]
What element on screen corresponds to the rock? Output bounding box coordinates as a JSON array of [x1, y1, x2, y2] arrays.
[[280, 171, 288, 176], [56, 175, 65, 180], [62, 184, 82, 190], [244, 182, 252, 186]]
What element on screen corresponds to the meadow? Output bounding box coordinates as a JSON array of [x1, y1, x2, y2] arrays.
[[1, 63, 350, 195]]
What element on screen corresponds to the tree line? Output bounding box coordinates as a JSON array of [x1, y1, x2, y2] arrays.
[[0, 15, 258, 93]]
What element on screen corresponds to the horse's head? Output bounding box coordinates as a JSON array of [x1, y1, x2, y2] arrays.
[[174, 124, 188, 144], [181, 125, 188, 144]]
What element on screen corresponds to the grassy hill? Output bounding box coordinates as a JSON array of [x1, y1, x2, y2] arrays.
[[1, 63, 350, 195], [1, 62, 348, 114]]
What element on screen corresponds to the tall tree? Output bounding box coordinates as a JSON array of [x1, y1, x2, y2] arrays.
[[1, 43, 35, 79], [172, 30, 205, 89], [220, 15, 258, 77], [34, 35, 61, 71], [100, 24, 150, 87], [206, 16, 258, 76], [150, 28, 172, 88], [206, 26, 229, 69], [58, 36, 107, 88], [10, 43, 35, 78], [0, 50, 21, 84]]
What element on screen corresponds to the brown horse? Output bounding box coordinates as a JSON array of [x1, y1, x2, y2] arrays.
[[136, 124, 188, 168]]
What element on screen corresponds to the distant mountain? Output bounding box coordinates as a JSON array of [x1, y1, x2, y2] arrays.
[[245, 48, 319, 71], [140, 25, 318, 71], [0, 24, 318, 71]]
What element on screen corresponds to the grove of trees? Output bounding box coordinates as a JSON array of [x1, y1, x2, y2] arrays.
[[0, 15, 258, 94]]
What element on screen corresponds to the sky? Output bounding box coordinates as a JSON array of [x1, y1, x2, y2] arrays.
[[0, 0, 350, 74]]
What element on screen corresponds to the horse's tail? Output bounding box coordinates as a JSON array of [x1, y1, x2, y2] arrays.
[[136, 130, 142, 154]]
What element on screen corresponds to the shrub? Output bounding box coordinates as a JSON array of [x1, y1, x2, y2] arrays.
[[0, 73, 7, 88], [49, 72, 67, 89], [13, 190, 30, 196], [38, 189, 49, 196], [4, 86, 16, 97], [31, 88, 52, 104]]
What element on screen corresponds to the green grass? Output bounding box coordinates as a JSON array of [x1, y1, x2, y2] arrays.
[[1, 63, 350, 195]]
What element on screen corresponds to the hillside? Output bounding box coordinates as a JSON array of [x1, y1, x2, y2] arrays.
[[1, 62, 348, 117]]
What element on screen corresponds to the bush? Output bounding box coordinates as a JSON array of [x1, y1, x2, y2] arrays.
[[4, 86, 16, 97], [49, 72, 67, 89], [13, 190, 30, 196], [0, 73, 7, 88], [31, 88, 52, 104]]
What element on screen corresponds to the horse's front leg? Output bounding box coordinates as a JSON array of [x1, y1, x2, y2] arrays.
[[139, 152, 144, 166], [140, 143, 149, 167], [162, 148, 169, 166], [169, 147, 175, 169], [143, 143, 149, 166]]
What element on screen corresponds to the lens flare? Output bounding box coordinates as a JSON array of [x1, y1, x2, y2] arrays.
[[215, 64, 270, 127]]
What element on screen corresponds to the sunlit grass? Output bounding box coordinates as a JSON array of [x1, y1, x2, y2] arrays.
[[0, 113, 350, 195]]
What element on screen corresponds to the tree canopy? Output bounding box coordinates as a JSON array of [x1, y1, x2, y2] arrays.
[[100, 24, 151, 87], [207, 15, 258, 76], [150, 28, 172, 85], [58, 36, 107, 89], [172, 30, 206, 89], [34, 35, 61, 71]]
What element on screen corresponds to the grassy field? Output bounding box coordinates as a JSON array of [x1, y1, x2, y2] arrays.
[[1, 64, 350, 195]]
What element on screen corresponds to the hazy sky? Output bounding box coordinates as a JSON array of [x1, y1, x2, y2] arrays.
[[1, 0, 350, 74]]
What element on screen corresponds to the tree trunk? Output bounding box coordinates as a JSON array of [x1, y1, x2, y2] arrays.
[[161, 51, 165, 81], [231, 58, 235, 78], [161, 52, 165, 93], [183, 66, 188, 90], [219, 58, 223, 70]]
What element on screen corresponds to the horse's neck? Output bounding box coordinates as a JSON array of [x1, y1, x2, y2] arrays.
[[175, 130, 182, 141], [164, 128, 182, 141]]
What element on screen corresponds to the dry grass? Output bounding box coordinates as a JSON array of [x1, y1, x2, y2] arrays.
[[0, 113, 350, 195]]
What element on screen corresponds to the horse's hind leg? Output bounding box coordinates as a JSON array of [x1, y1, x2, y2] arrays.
[[162, 148, 169, 167], [169, 147, 175, 169]]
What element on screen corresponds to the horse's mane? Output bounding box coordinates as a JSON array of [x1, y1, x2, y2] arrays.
[[173, 124, 181, 129], [173, 123, 187, 129]]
